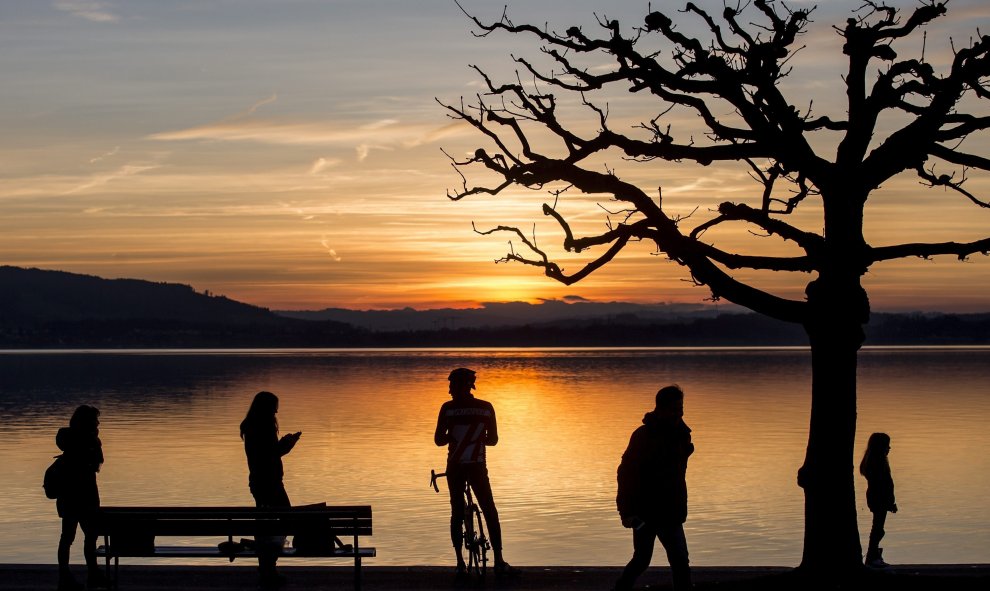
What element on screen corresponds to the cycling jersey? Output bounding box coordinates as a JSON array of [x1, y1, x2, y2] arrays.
[[435, 395, 498, 465]]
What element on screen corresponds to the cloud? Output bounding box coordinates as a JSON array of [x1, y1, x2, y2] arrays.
[[401, 121, 469, 148], [663, 175, 729, 195], [88, 146, 120, 164], [219, 93, 278, 123], [64, 163, 160, 194], [54, 1, 120, 23], [148, 119, 424, 146], [147, 104, 471, 159], [309, 157, 341, 175], [240, 94, 278, 116], [361, 119, 399, 131], [356, 143, 392, 161], [320, 236, 342, 262]]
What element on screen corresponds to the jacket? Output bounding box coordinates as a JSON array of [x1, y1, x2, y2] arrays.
[[434, 394, 498, 466], [616, 411, 694, 524], [863, 464, 896, 513], [55, 426, 103, 516], [243, 423, 294, 489]]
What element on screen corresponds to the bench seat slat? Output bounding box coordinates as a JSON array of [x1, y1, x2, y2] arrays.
[[97, 545, 377, 559], [99, 522, 372, 537], [95, 506, 373, 538], [99, 506, 371, 519]]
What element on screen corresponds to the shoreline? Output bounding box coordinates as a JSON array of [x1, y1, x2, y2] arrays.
[[2, 564, 988, 590]]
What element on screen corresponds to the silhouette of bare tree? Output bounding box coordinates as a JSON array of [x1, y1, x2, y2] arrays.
[[441, 0, 989, 577]]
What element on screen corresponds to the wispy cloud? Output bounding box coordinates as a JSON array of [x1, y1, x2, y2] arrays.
[[88, 146, 120, 164], [401, 121, 466, 147], [146, 99, 470, 160], [320, 236, 342, 262], [361, 119, 399, 131], [54, 1, 120, 23], [216, 93, 278, 124], [356, 143, 391, 161], [63, 162, 160, 195], [148, 117, 463, 147], [309, 157, 341, 175]]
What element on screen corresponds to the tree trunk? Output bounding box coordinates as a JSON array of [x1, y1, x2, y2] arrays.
[[798, 310, 865, 575]]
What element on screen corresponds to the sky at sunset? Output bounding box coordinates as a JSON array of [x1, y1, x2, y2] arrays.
[[2, 0, 989, 312]]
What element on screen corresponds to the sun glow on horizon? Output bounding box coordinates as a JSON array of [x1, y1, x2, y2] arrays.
[[1, 1, 988, 313]]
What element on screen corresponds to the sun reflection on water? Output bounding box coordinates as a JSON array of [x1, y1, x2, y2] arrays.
[[0, 348, 988, 566]]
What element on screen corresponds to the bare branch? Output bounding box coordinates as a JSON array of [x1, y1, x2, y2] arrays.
[[708, 202, 825, 254], [680, 252, 808, 322], [472, 220, 632, 286], [693, 242, 816, 273], [869, 237, 990, 263], [860, 28, 990, 186], [935, 115, 990, 142], [873, 1, 948, 43], [930, 143, 990, 172], [916, 165, 990, 208]]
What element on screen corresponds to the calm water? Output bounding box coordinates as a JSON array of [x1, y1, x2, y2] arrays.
[[1, 348, 988, 566]]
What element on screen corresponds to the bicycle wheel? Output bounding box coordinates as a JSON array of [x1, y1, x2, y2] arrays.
[[473, 506, 489, 575], [464, 505, 482, 574]]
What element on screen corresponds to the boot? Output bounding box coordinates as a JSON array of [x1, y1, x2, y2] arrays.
[[866, 547, 889, 568]]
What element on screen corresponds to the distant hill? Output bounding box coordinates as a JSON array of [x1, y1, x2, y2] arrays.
[[358, 311, 989, 347], [276, 302, 990, 346], [0, 266, 359, 347], [1, 265, 278, 325], [276, 300, 744, 331], [2, 266, 988, 348]]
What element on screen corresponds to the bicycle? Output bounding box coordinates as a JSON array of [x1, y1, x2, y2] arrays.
[[431, 468, 490, 576]]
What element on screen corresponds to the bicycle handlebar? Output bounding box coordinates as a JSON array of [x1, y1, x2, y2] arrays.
[[430, 468, 446, 493]]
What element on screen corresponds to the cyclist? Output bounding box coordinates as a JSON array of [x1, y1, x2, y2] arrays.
[[434, 367, 517, 576]]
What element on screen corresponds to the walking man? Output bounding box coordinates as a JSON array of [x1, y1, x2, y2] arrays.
[[434, 367, 516, 576], [614, 385, 694, 591]]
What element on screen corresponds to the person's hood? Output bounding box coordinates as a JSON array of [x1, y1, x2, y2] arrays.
[[55, 426, 73, 452], [642, 410, 691, 434]]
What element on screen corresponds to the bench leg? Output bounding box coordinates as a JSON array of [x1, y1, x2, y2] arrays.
[[354, 554, 362, 591], [103, 536, 109, 581]]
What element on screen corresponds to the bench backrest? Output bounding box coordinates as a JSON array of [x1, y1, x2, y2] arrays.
[[95, 506, 373, 538]]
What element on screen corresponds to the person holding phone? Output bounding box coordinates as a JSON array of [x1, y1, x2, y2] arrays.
[[240, 391, 301, 588]]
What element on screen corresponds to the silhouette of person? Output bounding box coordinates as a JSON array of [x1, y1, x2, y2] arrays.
[[55, 404, 108, 591], [614, 385, 694, 591], [434, 367, 517, 576], [860, 432, 897, 568], [240, 391, 301, 588]]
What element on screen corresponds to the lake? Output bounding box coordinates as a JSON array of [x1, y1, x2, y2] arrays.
[[0, 348, 987, 566]]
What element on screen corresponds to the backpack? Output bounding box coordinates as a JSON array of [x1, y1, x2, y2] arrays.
[[43, 455, 65, 500]]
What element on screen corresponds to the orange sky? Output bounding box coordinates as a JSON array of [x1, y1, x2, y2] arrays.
[[1, 1, 988, 312]]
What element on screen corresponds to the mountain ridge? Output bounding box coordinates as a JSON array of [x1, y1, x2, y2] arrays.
[[275, 300, 742, 331], [2, 266, 988, 348]]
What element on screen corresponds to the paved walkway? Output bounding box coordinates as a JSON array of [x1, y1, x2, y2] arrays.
[[3, 564, 989, 591]]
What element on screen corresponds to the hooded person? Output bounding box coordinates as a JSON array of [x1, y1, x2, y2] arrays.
[[54, 405, 107, 591], [614, 385, 694, 591]]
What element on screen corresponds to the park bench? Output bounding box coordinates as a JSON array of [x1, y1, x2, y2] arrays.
[[94, 504, 374, 590]]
